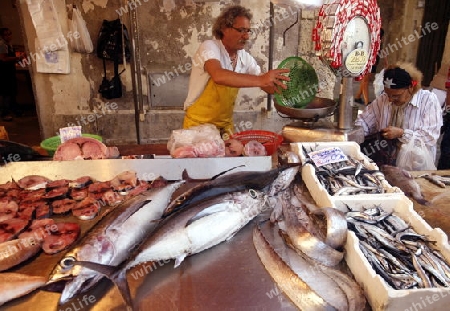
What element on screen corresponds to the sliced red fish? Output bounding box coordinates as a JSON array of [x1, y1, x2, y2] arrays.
[[42, 222, 80, 254]]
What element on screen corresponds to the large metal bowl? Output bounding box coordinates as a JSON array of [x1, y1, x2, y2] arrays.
[[274, 97, 337, 121]]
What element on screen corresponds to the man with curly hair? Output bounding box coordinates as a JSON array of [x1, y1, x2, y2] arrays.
[[355, 62, 442, 168], [183, 5, 289, 136]]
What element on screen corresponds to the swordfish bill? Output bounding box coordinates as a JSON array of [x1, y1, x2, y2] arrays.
[[47, 181, 184, 305]]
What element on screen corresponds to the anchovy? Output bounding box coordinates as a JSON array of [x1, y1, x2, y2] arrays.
[[412, 253, 432, 288], [346, 210, 392, 224]]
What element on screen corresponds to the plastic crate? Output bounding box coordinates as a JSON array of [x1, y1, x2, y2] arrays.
[[232, 130, 283, 156]]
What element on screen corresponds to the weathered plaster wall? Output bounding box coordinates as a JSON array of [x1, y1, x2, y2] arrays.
[[17, 0, 310, 144], [377, 0, 424, 65], [14, 0, 435, 145]]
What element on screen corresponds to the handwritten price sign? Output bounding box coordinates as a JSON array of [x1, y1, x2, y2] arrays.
[[308, 147, 348, 167]]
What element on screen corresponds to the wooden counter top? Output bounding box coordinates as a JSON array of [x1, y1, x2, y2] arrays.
[[410, 170, 450, 239]]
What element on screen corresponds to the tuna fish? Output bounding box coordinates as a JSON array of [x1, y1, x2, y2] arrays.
[[162, 163, 300, 218], [47, 181, 184, 305], [71, 189, 270, 310]]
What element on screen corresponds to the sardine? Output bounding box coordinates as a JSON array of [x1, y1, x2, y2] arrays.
[[47, 181, 184, 305]]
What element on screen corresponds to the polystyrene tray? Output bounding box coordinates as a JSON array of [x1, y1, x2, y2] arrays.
[[333, 195, 450, 311], [290, 141, 401, 208]]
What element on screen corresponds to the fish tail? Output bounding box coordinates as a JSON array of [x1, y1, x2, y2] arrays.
[[73, 261, 134, 310]]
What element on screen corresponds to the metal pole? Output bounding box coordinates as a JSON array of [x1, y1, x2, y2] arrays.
[[338, 77, 354, 130], [267, 2, 274, 111], [127, 1, 143, 144]]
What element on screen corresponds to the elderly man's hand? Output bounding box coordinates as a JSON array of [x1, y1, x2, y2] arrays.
[[381, 126, 404, 139]]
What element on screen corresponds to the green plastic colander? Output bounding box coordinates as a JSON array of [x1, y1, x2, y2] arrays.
[[40, 134, 102, 156], [274, 56, 319, 109]]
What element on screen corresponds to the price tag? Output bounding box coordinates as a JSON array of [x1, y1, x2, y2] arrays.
[[308, 147, 348, 167], [59, 126, 82, 143]]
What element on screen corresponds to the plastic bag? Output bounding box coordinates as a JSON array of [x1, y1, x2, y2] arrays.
[[167, 124, 225, 158], [69, 6, 93, 54], [373, 68, 385, 98], [396, 134, 436, 171]]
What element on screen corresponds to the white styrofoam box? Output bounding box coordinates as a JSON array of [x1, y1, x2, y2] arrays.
[[290, 141, 401, 208], [332, 195, 450, 311], [0, 156, 272, 184]]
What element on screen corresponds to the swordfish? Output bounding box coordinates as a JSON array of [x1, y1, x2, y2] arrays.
[[46, 181, 184, 305]]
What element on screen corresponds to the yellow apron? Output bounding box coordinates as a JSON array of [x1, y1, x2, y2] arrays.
[[183, 78, 239, 136]]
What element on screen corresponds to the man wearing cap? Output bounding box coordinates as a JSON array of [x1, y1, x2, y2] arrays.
[[355, 62, 442, 166]]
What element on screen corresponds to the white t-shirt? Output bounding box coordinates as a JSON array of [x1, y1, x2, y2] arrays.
[[183, 39, 261, 110]]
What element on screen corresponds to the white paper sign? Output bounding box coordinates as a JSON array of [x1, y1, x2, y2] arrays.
[[59, 126, 82, 143], [308, 147, 348, 167]]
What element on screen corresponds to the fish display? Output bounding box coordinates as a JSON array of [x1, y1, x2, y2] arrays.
[[47, 181, 184, 305], [346, 204, 450, 289], [7, 148, 448, 310], [381, 165, 429, 205], [278, 188, 345, 267], [254, 220, 366, 311], [302, 146, 385, 196]]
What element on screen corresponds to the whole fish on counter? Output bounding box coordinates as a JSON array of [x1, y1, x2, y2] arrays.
[[162, 162, 300, 218], [68, 188, 270, 309], [381, 165, 429, 205], [419, 173, 450, 188], [47, 181, 184, 305], [0, 273, 47, 306], [0, 238, 41, 272]]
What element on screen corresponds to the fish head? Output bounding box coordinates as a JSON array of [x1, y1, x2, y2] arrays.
[[47, 237, 114, 293], [234, 189, 270, 217], [46, 250, 83, 286]]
